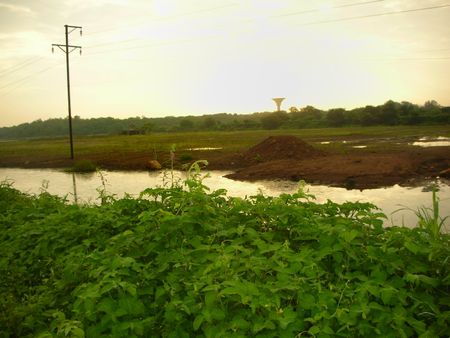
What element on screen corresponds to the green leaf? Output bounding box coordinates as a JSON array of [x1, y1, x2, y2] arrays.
[[98, 297, 116, 315], [381, 287, 397, 305], [193, 314, 204, 331], [300, 293, 316, 310], [404, 240, 421, 254], [341, 229, 359, 243], [309, 325, 321, 335]]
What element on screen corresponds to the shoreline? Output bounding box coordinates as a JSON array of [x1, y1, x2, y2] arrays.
[[1, 146, 449, 190]]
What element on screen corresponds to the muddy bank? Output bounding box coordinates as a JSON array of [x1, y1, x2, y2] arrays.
[[211, 136, 450, 189], [1, 135, 449, 190]]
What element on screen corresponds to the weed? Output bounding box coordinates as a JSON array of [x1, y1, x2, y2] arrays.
[[179, 153, 193, 162], [0, 177, 449, 337], [415, 189, 448, 238], [96, 170, 116, 205], [395, 187, 449, 239], [67, 159, 97, 173]]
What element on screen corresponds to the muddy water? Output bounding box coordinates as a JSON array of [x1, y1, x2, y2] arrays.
[[1, 168, 449, 230]]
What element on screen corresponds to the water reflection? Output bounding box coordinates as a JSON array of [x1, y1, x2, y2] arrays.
[[1, 168, 449, 230], [71, 172, 78, 204], [412, 141, 450, 147]]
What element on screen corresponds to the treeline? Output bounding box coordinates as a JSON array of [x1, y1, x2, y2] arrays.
[[0, 100, 448, 139]]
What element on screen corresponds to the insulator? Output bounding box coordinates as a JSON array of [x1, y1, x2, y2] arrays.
[[80, 29, 83, 36], [80, 49, 82, 55], [52, 46, 54, 53]]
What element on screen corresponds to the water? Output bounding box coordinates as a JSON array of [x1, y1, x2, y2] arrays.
[[321, 136, 450, 148], [412, 141, 450, 147], [1, 168, 449, 230]]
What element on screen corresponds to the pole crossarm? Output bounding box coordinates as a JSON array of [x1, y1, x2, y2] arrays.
[[66, 25, 83, 36], [52, 44, 82, 54]]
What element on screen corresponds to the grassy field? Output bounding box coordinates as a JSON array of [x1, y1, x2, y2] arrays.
[[0, 125, 449, 161]]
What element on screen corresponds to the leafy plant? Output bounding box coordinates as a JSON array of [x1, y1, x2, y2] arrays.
[[0, 176, 449, 337], [67, 159, 97, 173], [179, 153, 193, 162]]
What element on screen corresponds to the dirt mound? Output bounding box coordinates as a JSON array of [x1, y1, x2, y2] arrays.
[[243, 135, 324, 162]]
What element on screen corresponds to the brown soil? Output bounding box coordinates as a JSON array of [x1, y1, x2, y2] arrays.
[[214, 136, 450, 189], [242, 136, 325, 163], [1, 135, 449, 189]]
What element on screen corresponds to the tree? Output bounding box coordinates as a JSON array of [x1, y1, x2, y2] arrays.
[[142, 122, 155, 134], [300, 105, 322, 119], [260, 111, 289, 130], [202, 117, 217, 130], [399, 101, 420, 125], [327, 108, 346, 127], [379, 100, 400, 125], [179, 119, 194, 131], [360, 105, 380, 126]]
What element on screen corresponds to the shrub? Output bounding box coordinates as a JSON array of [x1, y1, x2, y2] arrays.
[[179, 153, 194, 162], [68, 159, 97, 173], [0, 178, 448, 337]]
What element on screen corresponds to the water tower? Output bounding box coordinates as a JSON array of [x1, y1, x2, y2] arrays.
[[272, 97, 285, 112]]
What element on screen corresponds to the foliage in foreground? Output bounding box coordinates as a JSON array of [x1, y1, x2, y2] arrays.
[[0, 177, 449, 337]]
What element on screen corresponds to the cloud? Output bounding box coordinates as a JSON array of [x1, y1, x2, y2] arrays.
[[0, 2, 33, 15]]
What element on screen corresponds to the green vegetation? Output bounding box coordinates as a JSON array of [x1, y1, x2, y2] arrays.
[[0, 100, 448, 139], [66, 159, 98, 173], [179, 153, 194, 163], [0, 125, 449, 164], [1, 173, 449, 337], [411, 190, 449, 240]]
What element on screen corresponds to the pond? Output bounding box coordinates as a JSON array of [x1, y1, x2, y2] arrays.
[[1, 168, 449, 230]]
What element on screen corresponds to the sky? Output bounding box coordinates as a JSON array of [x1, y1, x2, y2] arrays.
[[0, 0, 449, 127]]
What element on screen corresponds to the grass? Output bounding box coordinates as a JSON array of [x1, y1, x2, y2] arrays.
[[66, 159, 98, 173], [0, 125, 448, 160], [414, 189, 449, 238]]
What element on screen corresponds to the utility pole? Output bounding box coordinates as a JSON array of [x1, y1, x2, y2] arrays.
[[52, 25, 82, 160]]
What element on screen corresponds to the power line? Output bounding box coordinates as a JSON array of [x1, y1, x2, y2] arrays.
[[82, 3, 450, 58], [296, 4, 450, 27], [83, 0, 388, 56], [82, 3, 239, 53], [0, 63, 59, 96], [362, 56, 450, 61], [0, 56, 44, 77], [271, 0, 385, 18], [85, 35, 219, 56], [87, 3, 237, 37]]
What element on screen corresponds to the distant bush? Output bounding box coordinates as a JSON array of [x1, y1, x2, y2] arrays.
[[179, 153, 194, 162], [68, 159, 97, 173]]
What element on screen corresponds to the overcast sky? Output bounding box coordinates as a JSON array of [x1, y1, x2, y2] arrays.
[[0, 0, 449, 127]]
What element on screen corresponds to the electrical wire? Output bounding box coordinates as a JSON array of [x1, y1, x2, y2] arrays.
[[0, 64, 59, 96], [0, 56, 44, 77], [87, 3, 237, 37], [2, 2, 449, 97], [271, 0, 385, 18], [296, 4, 450, 27], [84, 0, 386, 51], [85, 35, 219, 56], [81, 3, 450, 58]]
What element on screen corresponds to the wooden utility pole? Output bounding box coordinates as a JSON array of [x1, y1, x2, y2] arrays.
[[52, 25, 82, 160]]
